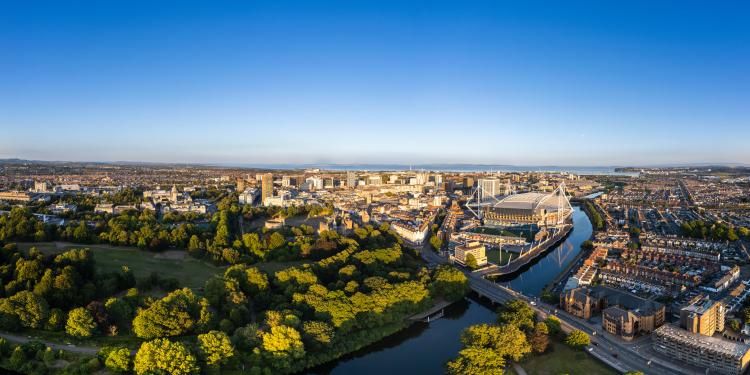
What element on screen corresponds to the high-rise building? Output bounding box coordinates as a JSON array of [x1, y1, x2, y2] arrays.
[[346, 171, 357, 188], [463, 177, 475, 189], [478, 178, 500, 201], [33, 181, 48, 193], [680, 297, 725, 336], [236, 178, 246, 192], [261, 173, 273, 204], [281, 176, 291, 188]]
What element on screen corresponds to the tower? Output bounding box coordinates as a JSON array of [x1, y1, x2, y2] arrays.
[[170, 185, 179, 203], [261, 173, 273, 204]]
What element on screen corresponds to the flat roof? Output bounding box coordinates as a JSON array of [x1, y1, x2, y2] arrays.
[[655, 324, 750, 358]]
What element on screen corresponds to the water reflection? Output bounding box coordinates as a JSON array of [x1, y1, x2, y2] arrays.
[[496, 206, 592, 296], [306, 297, 496, 375]]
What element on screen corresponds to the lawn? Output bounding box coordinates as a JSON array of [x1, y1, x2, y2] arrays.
[[521, 342, 617, 375], [18, 242, 224, 290], [255, 259, 312, 274], [486, 248, 518, 266]]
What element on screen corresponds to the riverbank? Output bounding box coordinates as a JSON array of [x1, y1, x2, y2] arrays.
[[312, 208, 599, 374], [302, 297, 467, 374]]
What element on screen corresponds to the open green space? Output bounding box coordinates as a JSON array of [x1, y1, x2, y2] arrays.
[[254, 259, 312, 274], [17, 242, 223, 290], [521, 342, 617, 375], [486, 248, 518, 265], [469, 226, 535, 241]]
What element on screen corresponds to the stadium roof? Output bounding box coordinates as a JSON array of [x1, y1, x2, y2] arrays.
[[493, 191, 562, 212]]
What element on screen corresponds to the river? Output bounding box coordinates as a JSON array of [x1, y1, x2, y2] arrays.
[[307, 206, 592, 374]]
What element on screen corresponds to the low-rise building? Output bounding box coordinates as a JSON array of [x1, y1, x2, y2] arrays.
[[560, 286, 665, 339], [0, 191, 33, 202], [653, 324, 750, 375], [453, 241, 488, 267]]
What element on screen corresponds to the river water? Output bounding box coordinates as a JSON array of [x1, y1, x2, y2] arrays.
[[307, 206, 592, 374]]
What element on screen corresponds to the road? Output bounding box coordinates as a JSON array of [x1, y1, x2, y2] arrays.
[[0, 331, 99, 355], [420, 247, 703, 375]]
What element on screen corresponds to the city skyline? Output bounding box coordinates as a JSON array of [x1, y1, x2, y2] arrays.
[[3, 1, 750, 165]]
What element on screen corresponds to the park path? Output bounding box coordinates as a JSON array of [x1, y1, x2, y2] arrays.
[[0, 331, 99, 355], [512, 362, 528, 375]]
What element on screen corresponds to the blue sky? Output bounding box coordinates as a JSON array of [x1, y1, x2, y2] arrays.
[[2, 1, 748, 166]]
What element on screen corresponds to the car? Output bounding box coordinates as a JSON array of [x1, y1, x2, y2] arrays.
[[611, 353, 618, 358], [587, 347, 594, 352], [530, 301, 537, 306]]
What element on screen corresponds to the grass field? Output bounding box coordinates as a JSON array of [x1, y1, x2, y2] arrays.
[[521, 342, 617, 375], [255, 260, 311, 274], [486, 248, 518, 266], [17, 242, 224, 290]]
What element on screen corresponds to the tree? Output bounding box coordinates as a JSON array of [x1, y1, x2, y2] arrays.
[[232, 324, 261, 351], [73, 221, 92, 242], [224, 264, 269, 297], [66, 307, 97, 338], [188, 235, 202, 255], [9, 346, 25, 370], [565, 329, 590, 349], [429, 235, 443, 251], [302, 320, 335, 350], [261, 325, 305, 370], [46, 308, 66, 331], [544, 316, 561, 336], [105, 347, 132, 373], [197, 330, 235, 366], [133, 288, 212, 339], [267, 232, 286, 250], [446, 347, 505, 375], [729, 319, 742, 332], [460, 324, 530, 362], [497, 299, 535, 332], [134, 338, 199, 375], [529, 322, 550, 353], [0, 291, 49, 329], [465, 253, 478, 269], [105, 297, 133, 330], [431, 266, 469, 301]]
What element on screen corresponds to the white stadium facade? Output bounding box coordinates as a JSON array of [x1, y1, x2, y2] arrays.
[[468, 183, 573, 228]]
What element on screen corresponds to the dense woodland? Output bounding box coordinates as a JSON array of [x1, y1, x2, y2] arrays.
[[0, 193, 336, 266], [0, 210, 469, 374]]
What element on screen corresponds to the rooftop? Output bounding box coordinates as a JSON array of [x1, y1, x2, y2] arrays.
[[655, 324, 750, 358]]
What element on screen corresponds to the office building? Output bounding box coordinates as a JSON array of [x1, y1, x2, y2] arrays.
[[261, 173, 273, 204], [680, 297, 725, 336], [478, 178, 500, 201], [453, 241, 488, 267], [560, 286, 665, 339]]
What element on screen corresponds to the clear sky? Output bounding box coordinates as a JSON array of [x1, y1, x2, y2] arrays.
[[2, 1, 748, 166]]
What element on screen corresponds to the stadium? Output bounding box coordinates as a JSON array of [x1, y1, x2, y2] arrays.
[[481, 184, 572, 228]]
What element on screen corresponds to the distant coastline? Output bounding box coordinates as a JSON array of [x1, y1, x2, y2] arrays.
[[3, 158, 748, 175]]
